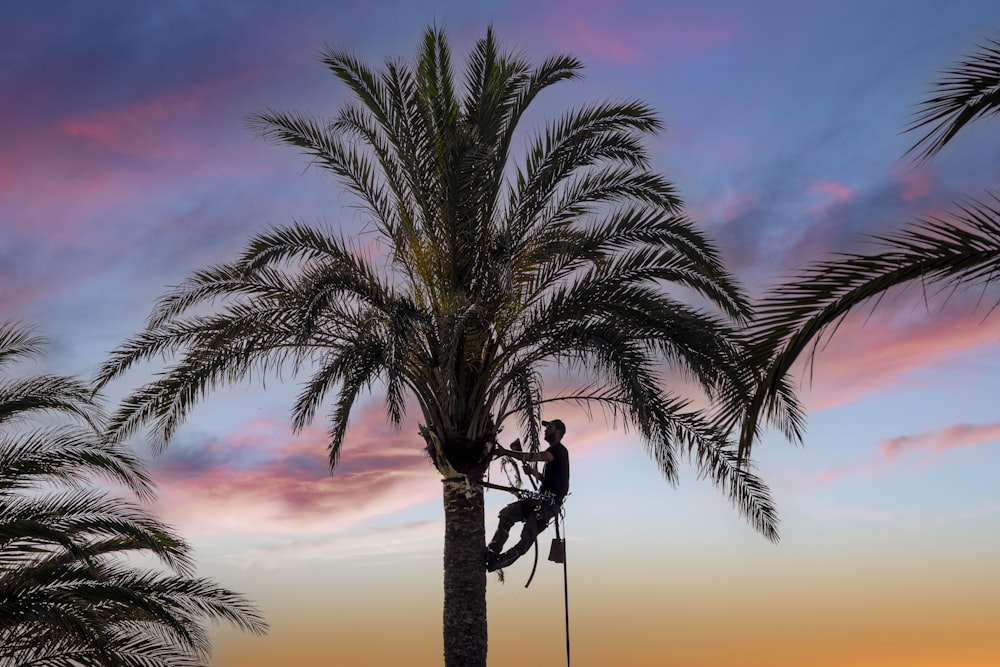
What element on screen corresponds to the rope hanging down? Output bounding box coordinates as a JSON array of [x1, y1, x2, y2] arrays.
[[556, 510, 570, 667]]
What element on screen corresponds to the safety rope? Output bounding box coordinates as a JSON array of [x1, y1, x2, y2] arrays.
[[556, 509, 570, 667]]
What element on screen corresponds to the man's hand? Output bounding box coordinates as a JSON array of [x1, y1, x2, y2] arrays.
[[492, 443, 520, 459], [496, 438, 523, 461]]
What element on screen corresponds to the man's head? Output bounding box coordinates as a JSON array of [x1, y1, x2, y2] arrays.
[[542, 419, 566, 444]]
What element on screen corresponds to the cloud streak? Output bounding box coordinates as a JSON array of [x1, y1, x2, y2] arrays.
[[805, 180, 855, 214], [796, 301, 1000, 411], [537, 2, 738, 65], [879, 422, 1000, 460], [244, 519, 443, 566], [807, 421, 1000, 489], [149, 408, 439, 540]]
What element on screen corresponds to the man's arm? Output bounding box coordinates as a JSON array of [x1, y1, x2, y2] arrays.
[[496, 439, 554, 463]]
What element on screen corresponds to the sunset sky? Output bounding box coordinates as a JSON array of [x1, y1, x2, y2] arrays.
[[5, 1, 1000, 665]]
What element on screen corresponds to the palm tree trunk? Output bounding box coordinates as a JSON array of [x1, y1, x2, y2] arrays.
[[442, 479, 487, 667]]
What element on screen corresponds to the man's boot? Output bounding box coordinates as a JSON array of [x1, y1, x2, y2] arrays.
[[486, 542, 528, 572]]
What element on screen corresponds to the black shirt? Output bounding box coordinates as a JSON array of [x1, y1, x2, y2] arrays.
[[540, 442, 569, 500]]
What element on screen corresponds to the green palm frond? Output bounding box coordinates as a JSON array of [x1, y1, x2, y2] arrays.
[[0, 319, 268, 666], [695, 444, 779, 541], [0, 374, 104, 431], [249, 109, 409, 239], [98, 222, 414, 449], [486, 285, 775, 535], [0, 426, 154, 501], [317, 334, 392, 468], [0, 321, 45, 371], [510, 100, 669, 240], [906, 34, 1000, 161], [740, 194, 1000, 459], [1, 490, 193, 575], [1, 560, 266, 664]]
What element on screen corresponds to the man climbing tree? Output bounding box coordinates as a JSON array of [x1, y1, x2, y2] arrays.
[[487, 419, 570, 571]]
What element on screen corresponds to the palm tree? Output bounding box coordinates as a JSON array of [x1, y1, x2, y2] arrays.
[[0, 320, 268, 667], [95, 26, 781, 667], [739, 34, 1000, 460]]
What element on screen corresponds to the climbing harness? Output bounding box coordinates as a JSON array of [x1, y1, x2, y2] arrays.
[[479, 479, 558, 504]]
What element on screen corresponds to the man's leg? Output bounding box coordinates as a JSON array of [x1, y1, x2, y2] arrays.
[[489, 503, 555, 570], [486, 501, 526, 566]]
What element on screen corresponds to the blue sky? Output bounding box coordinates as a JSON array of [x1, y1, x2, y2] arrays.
[[4, 2, 1000, 665]]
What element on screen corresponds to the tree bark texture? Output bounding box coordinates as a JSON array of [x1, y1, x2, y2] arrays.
[[442, 479, 487, 667]]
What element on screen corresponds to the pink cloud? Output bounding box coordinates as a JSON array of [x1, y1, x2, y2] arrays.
[[879, 422, 1000, 459], [0, 121, 275, 257], [800, 306, 1000, 411], [807, 504, 898, 523], [805, 180, 855, 214], [563, 17, 648, 65], [150, 408, 439, 538], [545, 5, 736, 65], [892, 165, 934, 202], [0, 269, 61, 314], [245, 519, 443, 565], [806, 421, 1000, 490], [878, 435, 915, 459], [58, 89, 207, 160], [809, 457, 891, 487], [692, 187, 760, 225]]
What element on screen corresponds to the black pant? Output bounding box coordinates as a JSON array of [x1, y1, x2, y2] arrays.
[[487, 497, 561, 567]]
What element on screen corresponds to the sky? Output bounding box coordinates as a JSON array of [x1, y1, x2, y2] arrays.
[[4, 1, 1000, 665]]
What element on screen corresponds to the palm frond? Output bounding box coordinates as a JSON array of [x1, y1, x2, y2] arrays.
[[0, 320, 268, 664], [0, 321, 45, 371], [740, 193, 1000, 459], [1, 490, 193, 575], [0, 374, 104, 431], [510, 100, 668, 241], [905, 34, 1000, 161], [0, 427, 155, 501]]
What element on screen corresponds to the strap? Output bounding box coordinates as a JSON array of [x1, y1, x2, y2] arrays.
[[524, 536, 540, 588]]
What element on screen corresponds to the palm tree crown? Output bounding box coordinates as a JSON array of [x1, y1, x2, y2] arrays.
[[97, 25, 776, 532], [95, 26, 781, 666], [0, 321, 267, 667]]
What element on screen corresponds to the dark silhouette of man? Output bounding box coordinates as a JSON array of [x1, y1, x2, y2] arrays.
[[486, 419, 570, 571]]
